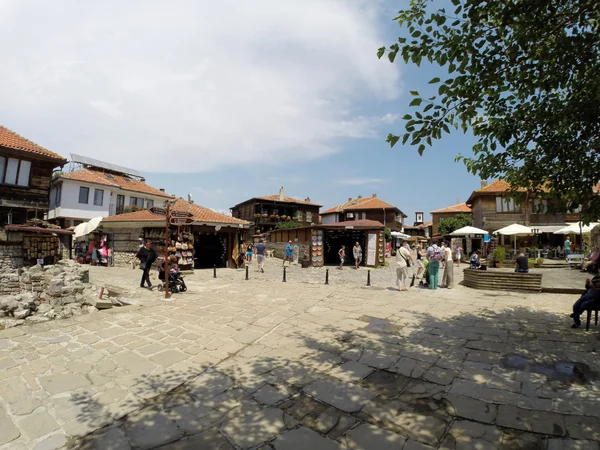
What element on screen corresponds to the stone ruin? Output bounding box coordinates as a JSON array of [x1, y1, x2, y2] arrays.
[[0, 260, 120, 329]]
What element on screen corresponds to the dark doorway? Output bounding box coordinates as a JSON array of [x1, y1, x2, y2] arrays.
[[194, 234, 227, 269], [324, 230, 367, 266]]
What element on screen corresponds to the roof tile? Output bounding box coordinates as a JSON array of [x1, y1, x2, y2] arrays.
[[60, 169, 172, 198], [0, 126, 66, 162], [102, 198, 250, 225], [254, 195, 321, 206], [430, 203, 472, 214], [322, 196, 402, 215]]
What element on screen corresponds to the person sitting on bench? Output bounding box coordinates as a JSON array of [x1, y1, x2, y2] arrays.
[[581, 247, 600, 272], [470, 250, 481, 269], [570, 276, 600, 328], [515, 253, 529, 273]]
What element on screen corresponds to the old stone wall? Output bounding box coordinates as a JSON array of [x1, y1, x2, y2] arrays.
[[0, 243, 24, 274], [113, 251, 137, 267], [112, 228, 143, 253]]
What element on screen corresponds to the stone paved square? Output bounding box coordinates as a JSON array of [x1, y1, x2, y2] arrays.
[[0, 264, 599, 449]]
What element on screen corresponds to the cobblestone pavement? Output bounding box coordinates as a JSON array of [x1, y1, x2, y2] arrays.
[[0, 262, 599, 450]]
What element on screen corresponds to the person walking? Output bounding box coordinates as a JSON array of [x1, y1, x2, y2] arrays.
[[426, 242, 443, 289], [441, 241, 454, 288], [415, 245, 425, 280], [338, 245, 345, 269], [255, 239, 266, 273], [246, 241, 254, 264], [136, 240, 158, 289], [455, 245, 463, 266], [283, 240, 294, 267], [564, 237, 571, 258], [395, 241, 413, 291], [353, 242, 363, 269]]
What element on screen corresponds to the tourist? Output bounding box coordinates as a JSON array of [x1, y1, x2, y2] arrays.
[[136, 240, 158, 289], [107, 247, 113, 267], [564, 237, 571, 258], [255, 239, 266, 273], [246, 241, 254, 263], [338, 245, 345, 270], [415, 245, 425, 280], [455, 245, 463, 266], [353, 242, 363, 269], [426, 242, 443, 289], [515, 252, 529, 273], [470, 250, 481, 269], [283, 240, 294, 267], [441, 241, 454, 288], [582, 247, 600, 272], [395, 241, 413, 291], [570, 276, 600, 328]]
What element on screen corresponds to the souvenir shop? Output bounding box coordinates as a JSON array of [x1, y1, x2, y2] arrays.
[[73, 231, 113, 266]]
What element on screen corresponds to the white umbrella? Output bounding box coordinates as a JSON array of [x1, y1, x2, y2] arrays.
[[74, 217, 103, 238], [450, 226, 488, 236], [391, 231, 411, 239], [494, 223, 534, 254], [554, 222, 598, 234]]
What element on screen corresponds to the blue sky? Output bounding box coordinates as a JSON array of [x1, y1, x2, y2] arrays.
[[0, 0, 481, 221]]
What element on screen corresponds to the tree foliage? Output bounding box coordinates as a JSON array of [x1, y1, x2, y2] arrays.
[[438, 213, 472, 235], [378, 0, 600, 221]]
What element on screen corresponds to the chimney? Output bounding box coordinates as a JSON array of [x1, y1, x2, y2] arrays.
[[358, 195, 362, 199], [188, 193, 192, 203], [279, 187, 284, 201], [348, 198, 352, 203], [305, 197, 311, 202], [372, 193, 377, 198], [456, 198, 460, 205], [159, 188, 165, 192], [480, 180, 488, 189]]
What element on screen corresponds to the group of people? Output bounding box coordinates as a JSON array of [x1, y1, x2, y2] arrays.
[[395, 241, 459, 291], [337, 242, 363, 270], [135, 240, 184, 292]]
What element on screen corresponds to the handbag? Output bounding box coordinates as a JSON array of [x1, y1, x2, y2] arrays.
[[140, 261, 147, 270]]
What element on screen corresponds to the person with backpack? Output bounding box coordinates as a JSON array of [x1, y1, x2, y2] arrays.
[[426, 242, 443, 289]]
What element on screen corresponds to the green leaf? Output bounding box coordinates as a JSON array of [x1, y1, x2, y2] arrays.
[[387, 134, 400, 148], [409, 98, 422, 107], [402, 114, 412, 120], [424, 103, 434, 112], [428, 77, 441, 84], [417, 144, 426, 155], [410, 90, 419, 96], [376, 47, 386, 59]]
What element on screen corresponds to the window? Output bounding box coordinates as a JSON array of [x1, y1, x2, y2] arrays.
[[129, 197, 144, 208], [297, 211, 303, 222], [531, 199, 548, 214], [496, 197, 519, 213], [147, 199, 154, 208], [0, 157, 32, 187], [55, 184, 62, 207], [93, 189, 104, 206], [306, 211, 312, 223], [79, 187, 89, 204]]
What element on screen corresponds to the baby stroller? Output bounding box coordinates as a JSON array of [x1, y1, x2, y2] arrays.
[[157, 264, 187, 294]]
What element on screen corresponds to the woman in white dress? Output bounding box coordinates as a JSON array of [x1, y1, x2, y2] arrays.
[[395, 241, 414, 291]]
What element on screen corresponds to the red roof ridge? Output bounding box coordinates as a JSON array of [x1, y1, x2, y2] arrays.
[[0, 126, 66, 162]]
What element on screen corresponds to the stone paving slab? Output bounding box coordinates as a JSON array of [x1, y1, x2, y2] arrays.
[[0, 266, 599, 449]]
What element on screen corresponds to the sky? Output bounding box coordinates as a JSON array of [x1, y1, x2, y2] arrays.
[[0, 0, 481, 222]]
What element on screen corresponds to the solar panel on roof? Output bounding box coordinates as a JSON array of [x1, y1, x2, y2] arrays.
[[71, 153, 143, 178]]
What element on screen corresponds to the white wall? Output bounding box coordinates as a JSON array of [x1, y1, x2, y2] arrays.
[[321, 213, 339, 225], [48, 179, 168, 222]]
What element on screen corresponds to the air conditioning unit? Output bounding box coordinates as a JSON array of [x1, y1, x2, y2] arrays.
[[347, 213, 354, 219]]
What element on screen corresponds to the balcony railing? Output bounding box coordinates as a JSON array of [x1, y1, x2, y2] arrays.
[[109, 205, 133, 216]]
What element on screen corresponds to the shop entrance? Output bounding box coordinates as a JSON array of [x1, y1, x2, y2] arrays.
[[194, 234, 226, 269], [324, 230, 367, 266]]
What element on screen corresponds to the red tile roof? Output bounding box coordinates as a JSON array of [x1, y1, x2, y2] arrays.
[[0, 126, 66, 162], [59, 169, 172, 198], [404, 221, 433, 230], [466, 180, 529, 205], [431, 203, 472, 214], [235, 194, 321, 207], [102, 198, 250, 226], [322, 195, 405, 216], [320, 219, 385, 229]]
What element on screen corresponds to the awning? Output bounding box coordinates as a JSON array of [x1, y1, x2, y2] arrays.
[[534, 225, 567, 233]]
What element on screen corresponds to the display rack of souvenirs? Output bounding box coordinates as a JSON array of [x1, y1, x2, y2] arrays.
[[23, 235, 60, 265], [310, 229, 323, 267]]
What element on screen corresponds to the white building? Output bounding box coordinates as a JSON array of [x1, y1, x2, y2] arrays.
[[48, 156, 172, 228]]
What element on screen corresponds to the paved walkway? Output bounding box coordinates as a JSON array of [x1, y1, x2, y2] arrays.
[[0, 263, 599, 449]]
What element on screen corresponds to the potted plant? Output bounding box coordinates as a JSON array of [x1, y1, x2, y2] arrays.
[[262, 214, 268, 218], [534, 257, 544, 268], [254, 213, 261, 218], [492, 247, 506, 268]]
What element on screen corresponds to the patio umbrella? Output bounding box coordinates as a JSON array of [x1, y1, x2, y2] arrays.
[[553, 222, 598, 234], [391, 231, 411, 239], [73, 217, 103, 238], [450, 226, 489, 236], [493, 223, 534, 253]]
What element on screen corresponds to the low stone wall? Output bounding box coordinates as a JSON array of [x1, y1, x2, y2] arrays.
[[113, 251, 137, 268], [0, 242, 24, 272], [463, 268, 543, 292], [265, 242, 310, 260]]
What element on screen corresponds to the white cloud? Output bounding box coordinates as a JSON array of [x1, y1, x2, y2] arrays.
[[0, 0, 400, 172], [339, 177, 387, 186]]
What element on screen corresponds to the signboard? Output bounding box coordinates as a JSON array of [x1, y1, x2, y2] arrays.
[[345, 226, 354, 230], [170, 217, 194, 225], [366, 233, 377, 266], [170, 210, 194, 218], [149, 207, 167, 216]]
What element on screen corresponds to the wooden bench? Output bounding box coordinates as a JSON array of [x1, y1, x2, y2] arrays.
[[463, 269, 543, 292], [567, 254, 584, 269]]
